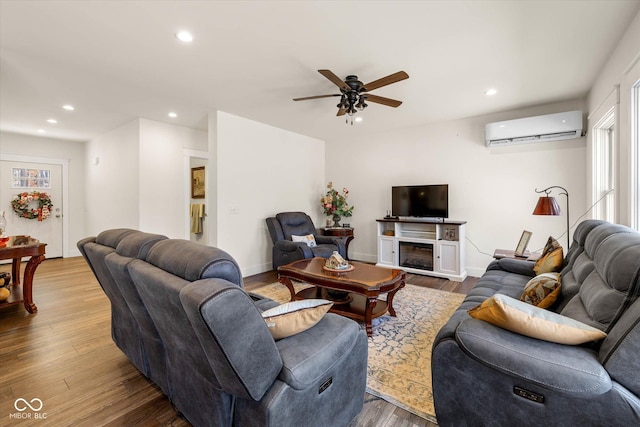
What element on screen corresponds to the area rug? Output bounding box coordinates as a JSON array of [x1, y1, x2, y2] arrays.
[[250, 281, 465, 423]]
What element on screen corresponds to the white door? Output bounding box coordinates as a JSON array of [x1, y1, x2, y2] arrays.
[[0, 160, 63, 258]]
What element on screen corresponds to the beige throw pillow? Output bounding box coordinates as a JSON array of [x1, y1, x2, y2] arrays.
[[521, 273, 561, 308], [262, 299, 332, 340], [291, 234, 317, 248], [468, 294, 606, 345]]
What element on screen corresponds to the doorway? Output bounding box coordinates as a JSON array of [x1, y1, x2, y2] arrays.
[[0, 159, 64, 258], [184, 149, 209, 245]]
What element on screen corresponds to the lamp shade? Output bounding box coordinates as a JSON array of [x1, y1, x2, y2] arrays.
[[533, 196, 561, 216]]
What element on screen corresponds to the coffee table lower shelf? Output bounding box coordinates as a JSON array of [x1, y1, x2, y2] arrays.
[[295, 287, 390, 324]]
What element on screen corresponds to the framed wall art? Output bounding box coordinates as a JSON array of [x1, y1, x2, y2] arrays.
[[191, 166, 205, 199], [514, 230, 532, 257]]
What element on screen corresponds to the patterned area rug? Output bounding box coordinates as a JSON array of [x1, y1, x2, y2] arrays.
[[250, 281, 465, 423]]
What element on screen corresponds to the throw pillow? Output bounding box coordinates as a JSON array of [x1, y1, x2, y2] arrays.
[[542, 235, 562, 254], [291, 234, 317, 248], [534, 237, 564, 274], [262, 299, 332, 340], [468, 294, 606, 345], [534, 247, 563, 274], [520, 272, 561, 308]]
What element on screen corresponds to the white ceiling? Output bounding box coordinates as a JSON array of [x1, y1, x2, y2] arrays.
[[1, 1, 639, 143]]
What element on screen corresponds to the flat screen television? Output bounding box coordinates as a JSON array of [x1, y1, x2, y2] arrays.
[[392, 184, 449, 219]]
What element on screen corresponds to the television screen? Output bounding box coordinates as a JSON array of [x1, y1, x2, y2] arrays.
[[392, 185, 448, 218]]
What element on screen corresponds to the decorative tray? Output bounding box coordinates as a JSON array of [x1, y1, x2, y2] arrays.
[[322, 264, 355, 272]]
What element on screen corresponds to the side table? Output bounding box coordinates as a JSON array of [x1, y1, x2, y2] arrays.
[[319, 227, 354, 259], [0, 235, 47, 313], [493, 249, 540, 262]]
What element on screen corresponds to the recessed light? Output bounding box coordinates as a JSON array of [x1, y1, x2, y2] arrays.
[[47, 119, 58, 124], [37, 129, 46, 134], [62, 104, 75, 111], [355, 117, 363, 122], [484, 88, 497, 96], [175, 31, 193, 43], [168, 112, 177, 118]]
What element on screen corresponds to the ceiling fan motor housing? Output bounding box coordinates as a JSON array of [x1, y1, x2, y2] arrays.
[[345, 75, 364, 91]]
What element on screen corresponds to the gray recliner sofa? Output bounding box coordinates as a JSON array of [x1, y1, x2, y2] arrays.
[[78, 229, 367, 427], [432, 220, 640, 426]]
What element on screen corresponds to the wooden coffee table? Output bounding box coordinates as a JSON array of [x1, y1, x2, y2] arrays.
[[277, 257, 405, 337]]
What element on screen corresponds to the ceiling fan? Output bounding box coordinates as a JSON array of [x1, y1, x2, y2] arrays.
[[293, 69, 409, 124]]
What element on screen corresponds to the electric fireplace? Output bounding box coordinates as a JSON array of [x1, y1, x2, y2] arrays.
[[399, 241, 434, 271]]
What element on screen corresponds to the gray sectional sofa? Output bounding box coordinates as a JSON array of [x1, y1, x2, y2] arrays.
[[432, 220, 640, 426], [78, 229, 367, 427]]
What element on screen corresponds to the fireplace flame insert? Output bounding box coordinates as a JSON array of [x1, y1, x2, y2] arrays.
[[399, 241, 434, 271]]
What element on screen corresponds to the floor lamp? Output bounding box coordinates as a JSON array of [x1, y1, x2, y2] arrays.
[[532, 186, 570, 250]]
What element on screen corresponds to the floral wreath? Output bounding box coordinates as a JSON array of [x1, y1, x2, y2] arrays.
[[10, 191, 53, 221]]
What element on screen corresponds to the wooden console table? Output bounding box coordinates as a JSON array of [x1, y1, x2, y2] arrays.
[[319, 227, 354, 259], [493, 249, 540, 261], [0, 236, 47, 313]]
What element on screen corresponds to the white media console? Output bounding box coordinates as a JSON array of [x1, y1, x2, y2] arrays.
[[376, 218, 467, 282]]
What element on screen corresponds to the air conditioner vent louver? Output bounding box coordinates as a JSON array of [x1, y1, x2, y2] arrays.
[[486, 111, 583, 147]]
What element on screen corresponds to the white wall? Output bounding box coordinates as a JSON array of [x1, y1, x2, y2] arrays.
[[587, 9, 640, 227], [85, 119, 140, 235], [326, 100, 587, 277], [0, 131, 85, 256], [139, 118, 207, 237], [215, 111, 325, 276], [85, 118, 207, 238]]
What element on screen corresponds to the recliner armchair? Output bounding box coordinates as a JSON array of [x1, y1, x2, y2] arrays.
[[266, 212, 347, 270]]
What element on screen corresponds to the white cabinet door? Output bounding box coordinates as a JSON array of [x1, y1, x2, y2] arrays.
[[436, 241, 459, 275], [378, 237, 395, 265]]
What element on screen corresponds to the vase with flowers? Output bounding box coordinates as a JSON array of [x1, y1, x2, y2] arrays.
[[321, 182, 354, 227]]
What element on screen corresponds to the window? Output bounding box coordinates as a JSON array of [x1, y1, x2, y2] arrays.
[[633, 79, 640, 230], [593, 109, 616, 222]]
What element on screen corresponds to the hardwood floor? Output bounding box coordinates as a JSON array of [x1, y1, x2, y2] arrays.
[[0, 257, 476, 427]]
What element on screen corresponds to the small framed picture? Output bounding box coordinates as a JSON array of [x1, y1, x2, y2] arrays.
[[515, 230, 532, 257], [191, 166, 205, 199]]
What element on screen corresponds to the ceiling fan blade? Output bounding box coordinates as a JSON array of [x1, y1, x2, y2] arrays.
[[318, 69, 350, 91], [363, 71, 409, 92], [293, 94, 341, 101], [337, 108, 346, 116], [365, 94, 403, 108]]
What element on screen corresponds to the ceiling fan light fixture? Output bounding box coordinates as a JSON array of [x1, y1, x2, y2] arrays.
[[294, 69, 408, 125]]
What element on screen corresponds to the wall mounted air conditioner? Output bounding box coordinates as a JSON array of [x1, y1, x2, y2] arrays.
[[485, 110, 583, 147]]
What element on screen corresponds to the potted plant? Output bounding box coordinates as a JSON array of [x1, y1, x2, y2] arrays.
[[321, 182, 354, 227]]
